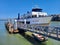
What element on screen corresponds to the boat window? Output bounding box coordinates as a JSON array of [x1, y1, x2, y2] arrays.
[[39, 15, 45, 17], [19, 21, 24, 24], [32, 15, 37, 18], [32, 8, 42, 12], [26, 21, 30, 24], [27, 16, 31, 18], [22, 21, 24, 24], [39, 15, 41, 17]]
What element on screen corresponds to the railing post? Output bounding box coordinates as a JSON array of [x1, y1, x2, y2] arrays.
[[56, 29, 58, 39]]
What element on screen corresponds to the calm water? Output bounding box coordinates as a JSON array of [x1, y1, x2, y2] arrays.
[[49, 21, 60, 27], [0, 21, 60, 45]]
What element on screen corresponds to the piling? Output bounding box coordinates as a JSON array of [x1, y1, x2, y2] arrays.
[[5, 19, 19, 34]]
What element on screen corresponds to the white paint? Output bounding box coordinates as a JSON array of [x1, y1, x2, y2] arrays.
[[32, 12, 47, 16], [14, 19, 17, 30], [26, 17, 52, 24]]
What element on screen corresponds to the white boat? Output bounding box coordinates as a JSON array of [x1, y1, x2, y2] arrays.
[[14, 7, 52, 29]]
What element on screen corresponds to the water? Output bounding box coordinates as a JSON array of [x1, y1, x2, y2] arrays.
[[49, 21, 60, 27], [0, 21, 32, 45], [0, 21, 60, 45]]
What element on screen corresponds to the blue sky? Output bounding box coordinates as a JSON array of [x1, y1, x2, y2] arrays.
[[0, 0, 60, 19]]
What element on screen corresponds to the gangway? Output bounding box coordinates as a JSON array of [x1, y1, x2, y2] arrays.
[[17, 24, 60, 41]]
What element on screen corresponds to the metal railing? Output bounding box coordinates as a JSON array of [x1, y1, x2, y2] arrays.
[[17, 24, 60, 40]]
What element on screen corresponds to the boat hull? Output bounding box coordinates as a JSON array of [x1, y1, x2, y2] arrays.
[[26, 16, 52, 25]]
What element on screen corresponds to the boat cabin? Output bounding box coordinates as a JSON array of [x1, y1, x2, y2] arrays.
[[21, 7, 47, 19]]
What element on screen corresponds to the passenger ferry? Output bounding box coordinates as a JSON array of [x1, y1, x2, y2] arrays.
[[16, 7, 52, 27]]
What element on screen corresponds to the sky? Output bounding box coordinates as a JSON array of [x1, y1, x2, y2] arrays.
[[0, 0, 60, 19]]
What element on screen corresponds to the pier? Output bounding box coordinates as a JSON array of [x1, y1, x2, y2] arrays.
[[17, 24, 60, 41]]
